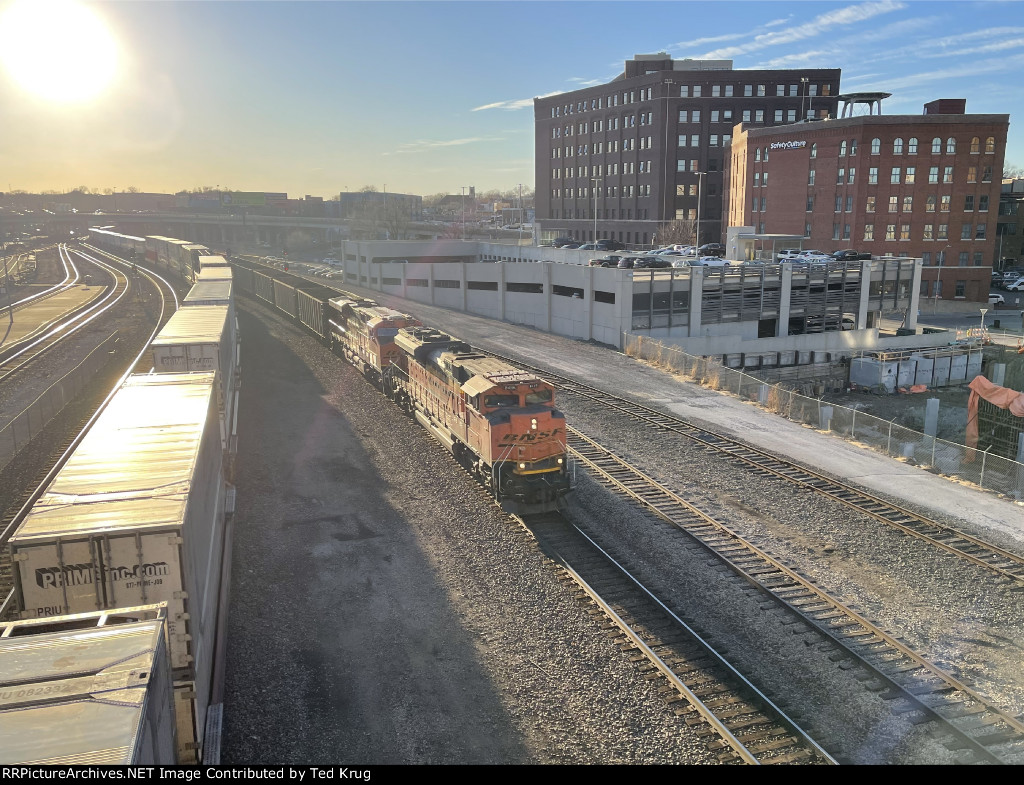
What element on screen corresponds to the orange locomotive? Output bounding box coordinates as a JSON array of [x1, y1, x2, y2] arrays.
[[328, 296, 422, 385], [391, 327, 572, 514]]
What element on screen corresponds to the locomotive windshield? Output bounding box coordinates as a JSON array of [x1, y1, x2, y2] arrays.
[[484, 393, 519, 408], [374, 327, 400, 343], [525, 388, 553, 405]]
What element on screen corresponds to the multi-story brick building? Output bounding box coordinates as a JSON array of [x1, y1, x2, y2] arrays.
[[533, 53, 840, 249], [727, 99, 1009, 303], [997, 178, 1024, 270]]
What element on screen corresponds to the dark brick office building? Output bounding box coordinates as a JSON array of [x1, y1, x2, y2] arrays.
[[533, 53, 840, 248], [727, 99, 1009, 303]]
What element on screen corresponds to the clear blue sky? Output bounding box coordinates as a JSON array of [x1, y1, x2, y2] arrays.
[[1, 0, 1022, 199]]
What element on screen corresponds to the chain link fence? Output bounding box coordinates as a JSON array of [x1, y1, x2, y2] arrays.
[[624, 334, 1024, 501], [0, 333, 118, 470]]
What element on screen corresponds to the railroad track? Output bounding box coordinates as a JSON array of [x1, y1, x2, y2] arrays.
[[566, 427, 1024, 764], [479, 349, 1024, 588], [520, 510, 835, 765]]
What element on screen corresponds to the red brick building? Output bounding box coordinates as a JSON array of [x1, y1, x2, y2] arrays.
[[727, 100, 1009, 304]]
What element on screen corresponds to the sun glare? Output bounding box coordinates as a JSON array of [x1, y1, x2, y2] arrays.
[[0, 0, 119, 103]]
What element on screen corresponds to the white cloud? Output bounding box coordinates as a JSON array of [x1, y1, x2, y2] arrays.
[[386, 136, 505, 155], [472, 91, 563, 112]]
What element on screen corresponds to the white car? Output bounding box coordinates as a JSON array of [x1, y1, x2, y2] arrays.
[[1005, 278, 1024, 292], [776, 249, 802, 261], [989, 293, 1006, 305], [699, 256, 731, 266]]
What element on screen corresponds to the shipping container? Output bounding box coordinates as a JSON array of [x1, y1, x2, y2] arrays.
[[151, 306, 238, 452], [0, 605, 177, 765], [9, 373, 226, 763]]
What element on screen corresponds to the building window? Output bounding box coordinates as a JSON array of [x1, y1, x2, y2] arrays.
[[743, 109, 751, 122], [980, 194, 989, 212], [806, 195, 815, 211], [893, 137, 904, 155], [961, 223, 972, 240], [710, 134, 719, 146], [908, 137, 918, 154], [808, 170, 815, 185], [931, 137, 942, 154], [946, 137, 956, 154], [941, 195, 950, 212], [805, 222, 812, 237], [964, 194, 974, 211], [922, 252, 932, 265], [885, 224, 896, 240], [958, 253, 969, 267], [985, 136, 995, 154], [837, 168, 845, 184], [905, 167, 915, 184], [846, 195, 853, 212], [725, 85, 733, 97], [974, 252, 984, 266], [693, 85, 701, 97], [982, 166, 993, 183], [871, 138, 881, 154], [754, 172, 760, 186], [938, 224, 948, 240], [835, 195, 843, 212], [956, 280, 966, 296], [711, 110, 719, 122], [848, 168, 855, 184], [864, 224, 874, 241], [943, 166, 953, 183], [903, 196, 913, 212], [691, 134, 700, 146], [891, 167, 901, 184], [976, 223, 986, 240], [900, 224, 910, 240], [810, 142, 817, 159], [744, 84, 753, 96], [866, 196, 876, 212], [692, 109, 701, 122], [755, 109, 764, 122], [787, 109, 796, 122], [774, 109, 783, 123], [752, 197, 759, 213], [970, 136, 980, 154], [776, 84, 785, 96], [926, 195, 936, 212], [928, 166, 939, 184], [869, 167, 878, 184], [761, 196, 767, 211], [839, 140, 847, 156], [888, 196, 898, 212], [678, 109, 688, 123], [968, 166, 977, 183], [833, 223, 841, 240], [849, 139, 857, 156], [760, 169, 765, 183], [712, 85, 721, 97], [757, 84, 765, 96], [923, 224, 933, 240]]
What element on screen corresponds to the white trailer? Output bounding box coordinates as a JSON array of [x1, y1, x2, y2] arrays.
[[0, 605, 177, 765], [9, 373, 226, 764]]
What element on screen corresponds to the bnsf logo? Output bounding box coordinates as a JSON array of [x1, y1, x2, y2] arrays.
[[500, 428, 563, 444], [35, 562, 169, 589]]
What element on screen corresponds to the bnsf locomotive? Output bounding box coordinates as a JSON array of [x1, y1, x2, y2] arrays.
[[389, 327, 571, 513], [234, 260, 573, 514]]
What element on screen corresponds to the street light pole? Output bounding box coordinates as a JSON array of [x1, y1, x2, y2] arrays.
[[934, 245, 950, 312], [590, 176, 602, 244], [980, 308, 988, 340], [461, 186, 467, 240], [695, 171, 706, 248]]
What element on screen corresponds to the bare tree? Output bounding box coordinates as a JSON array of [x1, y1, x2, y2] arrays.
[[654, 218, 697, 247], [1004, 163, 1024, 180], [126, 186, 140, 193], [358, 185, 378, 193]]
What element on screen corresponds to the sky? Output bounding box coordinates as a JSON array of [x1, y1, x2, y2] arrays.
[[0, 0, 1022, 200]]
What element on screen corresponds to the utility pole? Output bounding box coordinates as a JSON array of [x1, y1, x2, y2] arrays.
[[461, 186, 467, 240]]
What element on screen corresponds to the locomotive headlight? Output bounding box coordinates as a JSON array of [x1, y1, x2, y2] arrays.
[[519, 462, 526, 469], [531, 418, 537, 430], [557, 457, 563, 465]]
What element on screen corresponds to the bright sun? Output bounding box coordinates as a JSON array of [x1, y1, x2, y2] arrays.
[[0, 0, 119, 103]]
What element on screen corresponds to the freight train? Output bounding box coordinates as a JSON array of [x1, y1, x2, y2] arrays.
[[3, 231, 240, 765], [232, 258, 574, 513]]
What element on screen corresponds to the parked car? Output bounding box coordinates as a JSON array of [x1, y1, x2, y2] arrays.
[[588, 255, 623, 267], [698, 256, 731, 267], [831, 249, 872, 261], [1005, 278, 1024, 292], [776, 249, 803, 261], [671, 258, 698, 268], [989, 293, 1006, 305], [633, 256, 674, 269], [617, 256, 637, 269], [698, 243, 726, 256], [552, 237, 576, 248], [595, 239, 626, 251], [561, 242, 581, 249], [576, 243, 599, 251]]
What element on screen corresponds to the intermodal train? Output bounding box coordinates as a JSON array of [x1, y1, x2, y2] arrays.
[[232, 259, 573, 513], [3, 230, 240, 765]]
